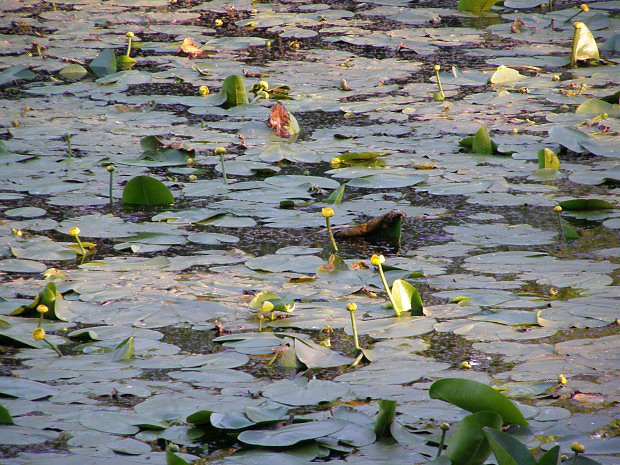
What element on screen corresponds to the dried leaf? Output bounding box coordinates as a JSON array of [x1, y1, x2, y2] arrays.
[[266, 103, 300, 138], [177, 38, 205, 58]]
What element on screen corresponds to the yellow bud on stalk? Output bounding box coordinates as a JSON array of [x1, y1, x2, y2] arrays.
[[69, 227, 80, 237], [571, 442, 586, 454], [370, 254, 385, 266], [321, 207, 335, 218], [32, 327, 46, 341], [36, 304, 49, 314]]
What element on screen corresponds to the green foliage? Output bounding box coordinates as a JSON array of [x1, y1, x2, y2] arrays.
[[11, 282, 69, 321], [122, 175, 174, 206], [536, 446, 561, 465], [483, 427, 537, 465], [391, 279, 424, 316], [570, 23, 600, 67], [460, 126, 499, 155], [112, 336, 135, 361], [89, 49, 117, 78], [0, 65, 35, 86], [446, 411, 503, 465], [374, 399, 397, 439], [166, 445, 190, 465], [0, 405, 14, 424], [221, 74, 249, 107], [559, 199, 614, 210], [457, 0, 499, 13], [429, 378, 528, 426], [472, 125, 494, 155], [58, 64, 88, 81], [538, 148, 560, 171], [326, 184, 346, 205]]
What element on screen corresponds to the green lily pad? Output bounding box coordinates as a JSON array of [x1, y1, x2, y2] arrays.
[[238, 420, 345, 447]]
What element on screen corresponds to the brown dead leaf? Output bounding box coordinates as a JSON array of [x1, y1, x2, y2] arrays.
[[267, 102, 291, 138], [177, 37, 205, 58]]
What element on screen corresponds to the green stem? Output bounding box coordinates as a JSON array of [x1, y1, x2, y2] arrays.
[[108, 170, 114, 206], [436, 429, 447, 457], [44, 338, 63, 357], [75, 235, 86, 256], [219, 153, 228, 184], [65, 134, 72, 159], [348, 310, 360, 351], [570, 452, 579, 465], [565, 10, 583, 23], [556, 212, 565, 241], [325, 217, 339, 252], [435, 68, 445, 100], [126, 37, 132, 57], [378, 263, 401, 317]]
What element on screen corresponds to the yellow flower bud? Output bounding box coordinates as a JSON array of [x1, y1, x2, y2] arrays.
[[558, 374, 567, 385], [188, 174, 197, 182], [460, 360, 472, 369], [434, 64, 441, 71], [106, 164, 115, 172], [330, 157, 342, 167], [552, 75, 560, 81], [346, 302, 357, 312], [580, 4, 589, 12], [126, 32, 135, 38], [199, 85, 210, 96], [370, 254, 385, 266], [215, 19, 223, 27], [69, 227, 80, 237], [261, 301, 274, 313], [321, 207, 335, 218], [440, 422, 451, 431], [571, 442, 585, 454], [187, 157, 195, 166], [214, 147, 227, 156], [554, 206, 562, 213], [574, 22, 585, 29], [32, 327, 46, 341], [36, 304, 49, 314], [258, 80, 269, 91]]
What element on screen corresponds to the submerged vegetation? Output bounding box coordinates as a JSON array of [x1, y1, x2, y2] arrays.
[[0, 0, 618, 464]]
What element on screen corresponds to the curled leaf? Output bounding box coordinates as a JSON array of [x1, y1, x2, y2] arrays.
[[177, 38, 206, 58], [267, 102, 300, 138]]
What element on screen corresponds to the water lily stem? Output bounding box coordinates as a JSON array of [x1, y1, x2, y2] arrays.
[[556, 211, 565, 241], [434, 67, 445, 100], [436, 429, 447, 457], [126, 37, 132, 57], [325, 217, 339, 252], [219, 153, 229, 184], [75, 235, 86, 256], [44, 338, 63, 357], [378, 263, 401, 317], [348, 309, 361, 351], [64, 133, 72, 159], [108, 167, 114, 205]]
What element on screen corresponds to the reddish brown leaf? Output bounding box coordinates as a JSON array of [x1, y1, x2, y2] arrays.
[[177, 37, 205, 58], [267, 102, 292, 138]]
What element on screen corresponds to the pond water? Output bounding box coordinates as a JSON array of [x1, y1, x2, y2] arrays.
[[0, 0, 619, 464]]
